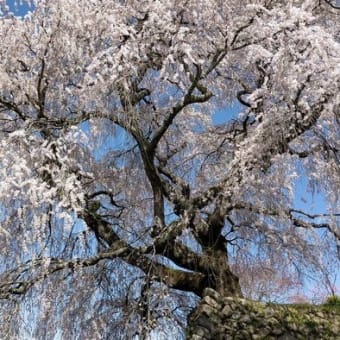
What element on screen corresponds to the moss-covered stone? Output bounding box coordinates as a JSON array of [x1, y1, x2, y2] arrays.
[[187, 289, 340, 339]]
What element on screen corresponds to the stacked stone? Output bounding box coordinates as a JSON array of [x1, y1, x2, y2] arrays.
[[187, 288, 340, 339]]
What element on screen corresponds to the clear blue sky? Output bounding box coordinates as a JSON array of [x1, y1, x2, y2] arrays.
[[5, 0, 32, 17]]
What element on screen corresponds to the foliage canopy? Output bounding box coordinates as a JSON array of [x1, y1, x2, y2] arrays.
[[0, 0, 339, 338]]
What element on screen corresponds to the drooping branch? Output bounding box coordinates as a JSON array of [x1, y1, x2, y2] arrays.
[[0, 239, 210, 300], [290, 209, 340, 220], [324, 0, 340, 9], [0, 247, 130, 299], [220, 201, 340, 258], [0, 98, 26, 121]]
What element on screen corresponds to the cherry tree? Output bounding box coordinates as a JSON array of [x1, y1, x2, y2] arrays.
[[0, 0, 339, 338]]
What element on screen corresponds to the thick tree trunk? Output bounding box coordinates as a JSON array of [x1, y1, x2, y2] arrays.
[[199, 248, 242, 298]]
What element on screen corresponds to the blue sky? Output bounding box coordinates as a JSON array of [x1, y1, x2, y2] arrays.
[[5, 0, 32, 17]]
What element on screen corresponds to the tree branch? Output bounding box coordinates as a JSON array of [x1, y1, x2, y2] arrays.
[[149, 71, 212, 152]]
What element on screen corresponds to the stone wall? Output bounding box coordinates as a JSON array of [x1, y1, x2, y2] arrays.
[[187, 288, 340, 339]]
